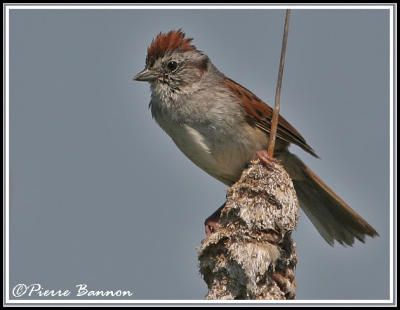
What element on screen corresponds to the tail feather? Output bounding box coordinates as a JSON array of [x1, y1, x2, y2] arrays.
[[278, 152, 379, 246]]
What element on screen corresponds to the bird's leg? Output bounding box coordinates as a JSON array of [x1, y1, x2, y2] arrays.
[[204, 202, 226, 236], [256, 149, 279, 169]]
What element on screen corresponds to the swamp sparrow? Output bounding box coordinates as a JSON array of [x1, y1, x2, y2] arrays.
[[134, 30, 378, 246]]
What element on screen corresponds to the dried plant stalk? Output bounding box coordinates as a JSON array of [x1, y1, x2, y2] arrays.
[[198, 160, 299, 300], [268, 8, 291, 157]]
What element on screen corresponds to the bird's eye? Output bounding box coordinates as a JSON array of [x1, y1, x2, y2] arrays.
[[167, 61, 178, 71]]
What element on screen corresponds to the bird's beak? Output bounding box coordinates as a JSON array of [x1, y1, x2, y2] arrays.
[[133, 68, 159, 82]]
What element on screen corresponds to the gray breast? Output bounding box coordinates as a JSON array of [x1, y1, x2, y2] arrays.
[[150, 96, 267, 185]]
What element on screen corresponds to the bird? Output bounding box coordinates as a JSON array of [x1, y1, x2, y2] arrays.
[[134, 29, 378, 246]]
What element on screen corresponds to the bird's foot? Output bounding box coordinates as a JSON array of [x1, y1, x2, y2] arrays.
[[204, 202, 226, 236], [256, 149, 279, 169], [205, 217, 220, 236]]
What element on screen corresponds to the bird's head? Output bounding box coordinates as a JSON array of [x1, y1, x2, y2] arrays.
[[134, 30, 209, 96]]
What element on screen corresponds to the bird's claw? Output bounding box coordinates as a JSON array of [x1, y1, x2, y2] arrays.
[[256, 149, 279, 169]]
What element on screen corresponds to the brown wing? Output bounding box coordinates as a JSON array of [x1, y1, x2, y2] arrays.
[[222, 77, 318, 158]]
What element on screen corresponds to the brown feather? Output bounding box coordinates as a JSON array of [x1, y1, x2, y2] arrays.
[[146, 30, 196, 66], [222, 77, 318, 157], [278, 151, 379, 246]]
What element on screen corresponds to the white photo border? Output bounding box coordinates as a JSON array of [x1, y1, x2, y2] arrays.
[[3, 3, 396, 306]]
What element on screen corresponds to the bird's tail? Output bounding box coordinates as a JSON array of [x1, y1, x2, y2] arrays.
[[277, 151, 379, 246]]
